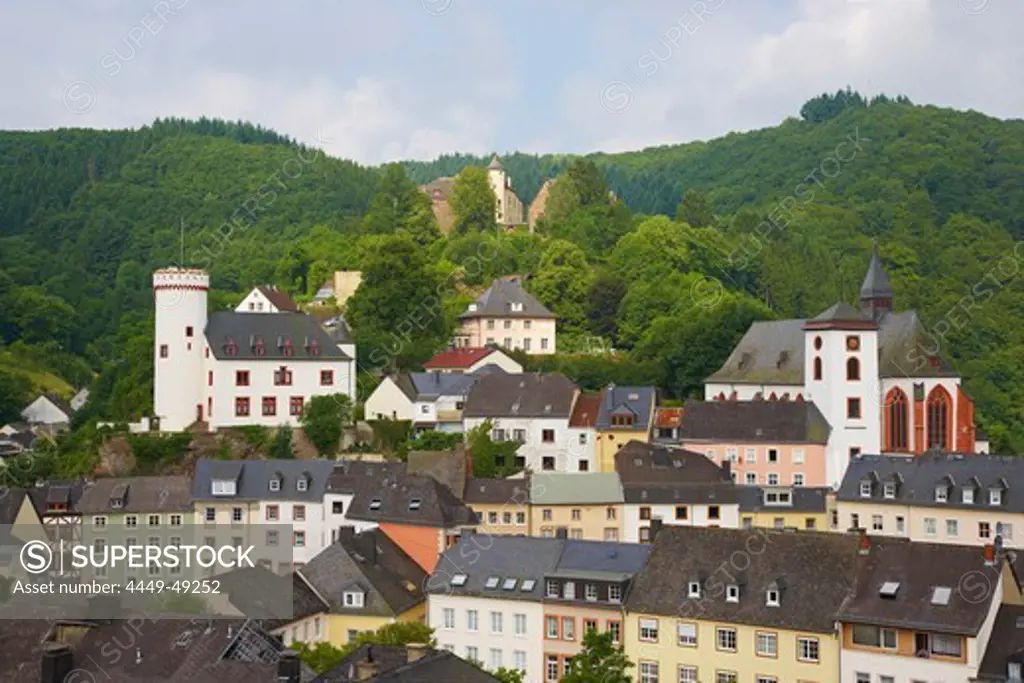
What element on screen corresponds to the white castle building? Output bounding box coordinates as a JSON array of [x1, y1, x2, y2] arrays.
[[705, 241, 983, 487], [153, 268, 356, 432]]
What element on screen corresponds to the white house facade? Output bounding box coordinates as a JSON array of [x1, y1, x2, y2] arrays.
[[153, 268, 355, 432]]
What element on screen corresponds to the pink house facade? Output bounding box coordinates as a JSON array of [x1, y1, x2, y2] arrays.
[[454, 276, 557, 355]]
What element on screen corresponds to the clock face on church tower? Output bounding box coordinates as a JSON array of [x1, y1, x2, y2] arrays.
[[846, 335, 860, 351]]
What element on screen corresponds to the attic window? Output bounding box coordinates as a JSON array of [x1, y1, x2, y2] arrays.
[[485, 576, 500, 589], [110, 498, 123, 509], [309, 339, 321, 356], [510, 302, 524, 312], [611, 414, 634, 427], [252, 336, 266, 356], [879, 581, 900, 599], [963, 488, 975, 504], [224, 337, 238, 356], [369, 498, 382, 510], [883, 483, 896, 499], [502, 578, 517, 591], [269, 478, 281, 492], [520, 579, 536, 592], [935, 486, 948, 503], [211, 480, 236, 497], [725, 585, 739, 603], [990, 489, 1003, 506], [687, 582, 701, 599], [282, 338, 294, 357], [297, 478, 308, 492], [468, 303, 478, 312], [342, 591, 365, 608], [766, 589, 780, 607], [764, 491, 791, 506], [859, 481, 872, 498], [451, 574, 468, 587], [409, 498, 422, 511], [628, 393, 639, 400], [931, 586, 952, 605]]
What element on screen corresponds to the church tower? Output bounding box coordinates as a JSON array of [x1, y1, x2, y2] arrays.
[[153, 268, 209, 431], [859, 238, 894, 321], [487, 154, 507, 224]]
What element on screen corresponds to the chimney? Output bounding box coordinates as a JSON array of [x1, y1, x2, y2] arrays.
[[406, 642, 429, 663], [41, 644, 73, 683], [605, 383, 616, 410], [357, 532, 379, 565], [721, 460, 731, 481], [650, 518, 664, 542], [984, 543, 996, 566], [277, 649, 301, 683], [356, 647, 379, 681], [858, 530, 871, 556]]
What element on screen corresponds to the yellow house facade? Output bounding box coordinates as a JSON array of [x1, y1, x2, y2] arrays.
[[463, 477, 532, 537], [738, 486, 833, 532], [594, 385, 657, 473], [529, 472, 624, 542], [624, 525, 866, 683]]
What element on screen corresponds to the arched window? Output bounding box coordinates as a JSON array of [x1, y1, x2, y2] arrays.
[[813, 357, 823, 381], [927, 385, 953, 451], [769, 392, 777, 401], [717, 392, 726, 401], [814, 336, 823, 351], [884, 388, 909, 451], [847, 357, 860, 381]]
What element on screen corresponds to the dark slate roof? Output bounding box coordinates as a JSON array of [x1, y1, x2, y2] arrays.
[[36, 618, 303, 683], [327, 460, 406, 494], [255, 284, 299, 311], [407, 448, 468, 499], [860, 242, 894, 299], [298, 528, 426, 617], [192, 458, 335, 502], [595, 385, 656, 432], [707, 309, 958, 384], [462, 372, 577, 418], [553, 539, 651, 581], [408, 372, 480, 400], [977, 604, 1024, 681], [78, 475, 193, 513], [837, 453, 1024, 512], [627, 526, 861, 633], [678, 399, 831, 444], [462, 476, 531, 505], [316, 646, 502, 683], [205, 311, 351, 361], [346, 472, 476, 528], [809, 301, 872, 324], [459, 277, 555, 320], [736, 486, 830, 513], [28, 479, 85, 517], [430, 535, 566, 600], [836, 536, 999, 635], [0, 488, 30, 525], [616, 441, 737, 504]]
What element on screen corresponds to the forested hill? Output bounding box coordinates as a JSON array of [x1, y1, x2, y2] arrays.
[[406, 98, 1024, 238], [2, 93, 1024, 458]]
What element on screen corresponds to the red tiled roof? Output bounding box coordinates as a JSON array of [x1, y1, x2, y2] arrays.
[[569, 392, 602, 428], [424, 347, 495, 369], [654, 407, 683, 428]]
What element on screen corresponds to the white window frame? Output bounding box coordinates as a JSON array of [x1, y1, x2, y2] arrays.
[[639, 618, 659, 642], [716, 627, 737, 652], [677, 622, 697, 646], [342, 591, 364, 608]]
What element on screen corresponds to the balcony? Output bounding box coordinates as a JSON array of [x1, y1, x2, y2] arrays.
[[437, 410, 462, 423]]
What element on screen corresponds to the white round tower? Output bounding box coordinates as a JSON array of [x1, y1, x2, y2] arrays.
[[153, 268, 209, 431]]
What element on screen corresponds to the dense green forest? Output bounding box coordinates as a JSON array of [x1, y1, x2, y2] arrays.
[[2, 90, 1024, 460]]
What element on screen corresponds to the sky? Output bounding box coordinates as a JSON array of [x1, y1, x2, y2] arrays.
[[2, 0, 1022, 164]]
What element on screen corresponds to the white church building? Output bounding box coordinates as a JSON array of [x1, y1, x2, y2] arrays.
[[153, 268, 356, 432], [705, 241, 982, 487]]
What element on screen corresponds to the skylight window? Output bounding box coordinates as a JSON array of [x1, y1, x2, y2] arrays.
[[520, 579, 536, 592], [931, 586, 952, 606], [485, 576, 500, 589], [502, 578, 517, 591], [879, 581, 900, 598], [409, 498, 422, 511], [451, 574, 468, 587], [369, 498, 382, 510]]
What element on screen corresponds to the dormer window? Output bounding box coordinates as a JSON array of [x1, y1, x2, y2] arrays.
[[725, 585, 739, 603], [688, 582, 701, 598], [252, 336, 266, 356], [342, 591, 365, 608], [281, 338, 294, 357], [990, 489, 1003, 506], [269, 478, 281, 492], [1009, 662, 1022, 680], [309, 339, 321, 356], [766, 589, 780, 607], [935, 486, 948, 503], [297, 478, 308, 492], [859, 481, 872, 498], [468, 303, 478, 312], [883, 483, 896, 499], [211, 479, 236, 496], [963, 488, 975, 504], [611, 414, 634, 427], [224, 337, 238, 357], [510, 302, 524, 312]]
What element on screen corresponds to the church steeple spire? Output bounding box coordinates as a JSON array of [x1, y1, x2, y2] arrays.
[[859, 238, 893, 320]]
